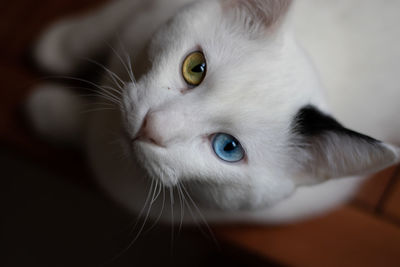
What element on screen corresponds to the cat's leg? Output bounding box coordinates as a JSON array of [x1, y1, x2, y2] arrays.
[[34, 0, 151, 75], [30, 0, 146, 144], [26, 83, 87, 145]]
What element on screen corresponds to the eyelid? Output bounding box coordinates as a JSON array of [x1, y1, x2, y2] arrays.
[[183, 46, 205, 59]]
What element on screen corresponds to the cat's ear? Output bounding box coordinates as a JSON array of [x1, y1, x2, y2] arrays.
[[292, 105, 400, 184], [221, 0, 293, 32]]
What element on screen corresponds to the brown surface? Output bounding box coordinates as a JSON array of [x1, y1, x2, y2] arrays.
[[382, 167, 400, 223], [353, 165, 398, 212], [214, 167, 400, 267], [215, 206, 400, 267], [2, 0, 400, 267]]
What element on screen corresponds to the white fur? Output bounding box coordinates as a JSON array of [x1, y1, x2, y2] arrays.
[[30, 0, 400, 224]]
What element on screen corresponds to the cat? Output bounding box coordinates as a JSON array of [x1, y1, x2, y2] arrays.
[[27, 0, 400, 224]]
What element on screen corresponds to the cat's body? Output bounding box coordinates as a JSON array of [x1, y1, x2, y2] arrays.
[[28, 0, 400, 224]]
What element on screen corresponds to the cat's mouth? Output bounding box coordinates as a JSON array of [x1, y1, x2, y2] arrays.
[[129, 128, 178, 186], [132, 131, 164, 148], [132, 130, 166, 148]]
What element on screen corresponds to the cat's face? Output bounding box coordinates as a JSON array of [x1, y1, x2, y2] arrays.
[[121, 0, 399, 210]]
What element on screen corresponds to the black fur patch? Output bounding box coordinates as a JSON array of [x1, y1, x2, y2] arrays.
[[293, 105, 379, 144]]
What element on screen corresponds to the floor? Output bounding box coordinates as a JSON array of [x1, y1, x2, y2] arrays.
[[1, 0, 400, 266]]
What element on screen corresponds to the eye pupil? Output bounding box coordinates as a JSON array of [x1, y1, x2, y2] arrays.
[[191, 63, 205, 73], [224, 141, 236, 152]]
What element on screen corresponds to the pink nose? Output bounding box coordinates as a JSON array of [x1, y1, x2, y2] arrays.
[[136, 112, 165, 147]]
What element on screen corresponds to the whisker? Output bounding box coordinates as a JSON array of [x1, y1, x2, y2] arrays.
[[149, 180, 159, 205], [151, 180, 162, 205], [125, 53, 135, 84], [50, 76, 123, 99], [105, 39, 135, 84], [142, 180, 165, 235], [169, 186, 175, 257], [128, 178, 159, 245], [177, 182, 185, 234], [130, 178, 155, 233], [82, 57, 126, 90], [104, 178, 155, 265], [180, 183, 219, 247], [64, 89, 118, 104], [80, 107, 116, 114], [50, 76, 122, 105], [42, 84, 120, 106], [116, 35, 136, 83], [82, 92, 120, 106], [101, 85, 123, 97], [177, 183, 210, 241], [80, 100, 115, 107]]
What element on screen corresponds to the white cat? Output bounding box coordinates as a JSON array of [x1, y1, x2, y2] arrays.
[[27, 0, 400, 224]]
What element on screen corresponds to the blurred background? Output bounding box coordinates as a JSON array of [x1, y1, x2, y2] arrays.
[[1, 0, 400, 266]]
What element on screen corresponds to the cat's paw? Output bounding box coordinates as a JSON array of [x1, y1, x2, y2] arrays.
[[26, 84, 84, 145], [34, 19, 81, 75]]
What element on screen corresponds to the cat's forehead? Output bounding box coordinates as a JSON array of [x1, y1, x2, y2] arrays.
[[145, 0, 322, 134], [149, 0, 278, 60], [148, 0, 298, 100]]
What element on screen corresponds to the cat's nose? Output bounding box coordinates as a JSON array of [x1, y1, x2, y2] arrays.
[[136, 113, 164, 147], [136, 111, 183, 147]]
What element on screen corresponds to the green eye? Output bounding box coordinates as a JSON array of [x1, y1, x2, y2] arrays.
[[182, 51, 207, 86]]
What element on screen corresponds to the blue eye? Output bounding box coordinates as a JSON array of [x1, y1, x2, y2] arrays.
[[212, 133, 245, 162]]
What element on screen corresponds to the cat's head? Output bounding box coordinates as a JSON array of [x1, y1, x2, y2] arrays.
[[121, 0, 399, 210]]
